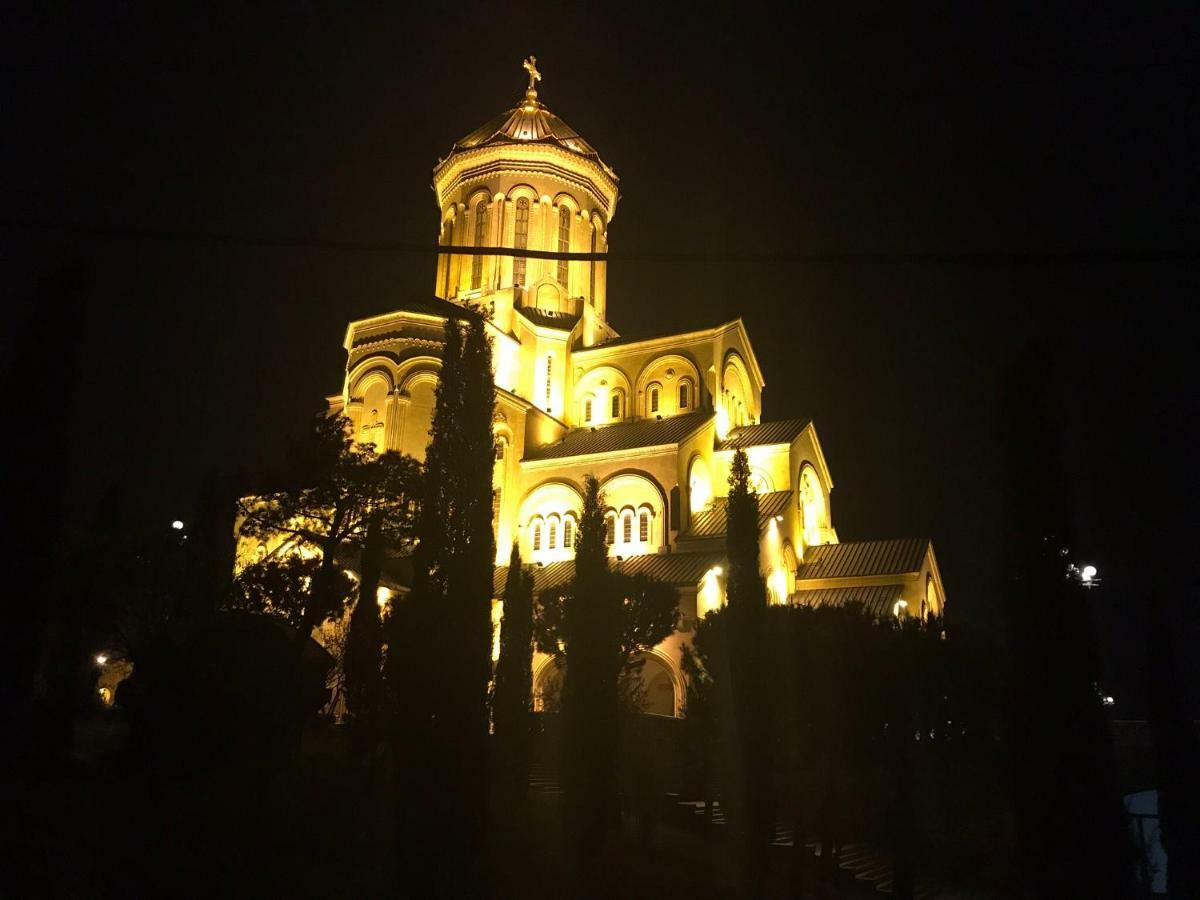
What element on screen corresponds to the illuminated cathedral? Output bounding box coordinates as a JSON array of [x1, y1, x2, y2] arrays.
[[325, 59, 946, 716]]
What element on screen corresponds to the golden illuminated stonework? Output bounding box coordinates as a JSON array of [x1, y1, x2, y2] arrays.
[[310, 60, 947, 717]]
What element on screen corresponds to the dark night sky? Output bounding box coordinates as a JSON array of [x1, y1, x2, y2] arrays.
[[4, 4, 1198, 710]]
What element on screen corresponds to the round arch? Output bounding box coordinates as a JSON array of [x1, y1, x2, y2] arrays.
[[796, 461, 829, 550], [519, 479, 584, 561], [687, 453, 714, 517], [634, 353, 703, 418], [632, 649, 683, 717], [599, 470, 668, 554]]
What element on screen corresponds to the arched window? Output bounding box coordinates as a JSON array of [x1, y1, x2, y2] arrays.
[[583, 397, 593, 423], [563, 516, 575, 549], [605, 512, 616, 545], [622, 511, 633, 544], [639, 509, 650, 542], [649, 385, 661, 414], [491, 490, 501, 524], [545, 355, 553, 407], [679, 380, 691, 410], [589, 225, 597, 302], [513, 197, 530, 286], [557, 206, 571, 285], [494, 437, 507, 461], [547, 515, 559, 550], [611, 390, 623, 420], [471, 200, 488, 289], [532, 519, 542, 552]]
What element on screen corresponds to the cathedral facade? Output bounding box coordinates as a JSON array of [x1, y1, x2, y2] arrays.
[[326, 60, 946, 716]]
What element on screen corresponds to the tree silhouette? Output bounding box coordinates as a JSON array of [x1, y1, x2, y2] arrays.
[[493, 543, 535, 801], [386, 312, 494, 893]]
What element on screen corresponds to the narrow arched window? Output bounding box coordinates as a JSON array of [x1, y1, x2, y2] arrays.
[[532, 520, 542, 552], [548, 516, 558, 550], [563, 517, 575, 549], [622, 512, 633, 544], [589, 225, 597, 303], [679, 381, 690, 410], [471, 200, 488, 289], [491, 490, 501, 524], [650, 386, 660, 414], [557, 206, 571, 286], [583, 397, 593, 423], [605, 513, 616, 546], [639, 510, 650, 542], [494, 437, 507, 461], [513, 197, 530, 286], [545, 355, 553, 407], [611, 390, 622, 420]]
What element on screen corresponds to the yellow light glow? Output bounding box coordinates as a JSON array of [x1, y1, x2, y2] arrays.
[[769, 566, 789, 605], [98, 686, 113, 707], [698, 566, 726, 617], [893, 599, 908, 618], [376, 586, 392, 609], [491, 599, 504, 663], [95, 654, 108, 666], [715, 404, 730, 441]]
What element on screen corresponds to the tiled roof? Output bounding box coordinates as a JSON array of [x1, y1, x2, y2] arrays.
[[516, 307, 581, 331], [523, 411, 713, 461], [792, 584, 904, 618], [494, 549, 726, 596], [718, 418, 812, 450], [796, 538, 929, 580], [683, 491, 793, 539]]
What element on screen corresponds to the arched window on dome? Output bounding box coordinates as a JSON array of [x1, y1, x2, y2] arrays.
[[472, 200, 488, 290], [513, 197, 530, 287], [557, 206, 571, 286]]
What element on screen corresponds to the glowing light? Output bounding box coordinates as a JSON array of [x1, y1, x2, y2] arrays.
[[376, 586, 393, 609], [893, 599, 908, 618], [98, 687, 113, 707], [171, 520, 184, 530], [94, 653, 108, 666], [712, 566, 723, 576], [715, 404, 730, 441], [1102, 695, 1115, 707], [1081, 565, 1097, 583]]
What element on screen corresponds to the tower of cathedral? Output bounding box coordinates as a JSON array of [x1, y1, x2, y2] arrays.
[[308, 59, 947, 716]]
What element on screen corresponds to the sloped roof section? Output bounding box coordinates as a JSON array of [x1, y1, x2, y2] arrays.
[[494, 549, 726, 596], [792, 584, 904, 618], [523, 411, 713, 462], [684, 491, 793, 539], [451, 98, 614, 174], [796, 538, 929, 580], [517, 307, 581, 331], [719, 418, 812, 450]]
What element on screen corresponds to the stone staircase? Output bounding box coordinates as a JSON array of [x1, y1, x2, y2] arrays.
[[666, 795, 985, 898]]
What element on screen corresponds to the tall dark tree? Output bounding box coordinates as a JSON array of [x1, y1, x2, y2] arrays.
[[722, 448, 772, 896], [560, 474, 621, 851], [387, 311, 494, 893], [343, 510, 385, 752], [999, 342, 1136, 898], [493, 543, 535, 800]]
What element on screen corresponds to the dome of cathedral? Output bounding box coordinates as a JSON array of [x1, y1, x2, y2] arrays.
[[439, 57, 616, 179]]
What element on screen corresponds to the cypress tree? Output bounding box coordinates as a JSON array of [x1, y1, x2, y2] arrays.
[[493, 542, 534, 800], [723, 448, 770, 896], [389, 311, 494, 893]]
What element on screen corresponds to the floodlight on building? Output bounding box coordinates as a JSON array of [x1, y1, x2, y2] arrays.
[[774, 515, 784, 523], [712, 566, 723, 576], [171, 520, 184, 531], [893, 599, 908, 619]]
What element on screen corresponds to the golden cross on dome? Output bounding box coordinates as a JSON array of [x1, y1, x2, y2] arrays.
[[523, 56, 541, 94]]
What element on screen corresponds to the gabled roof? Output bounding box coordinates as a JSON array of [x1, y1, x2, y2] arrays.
[[683, 491, 793, 539], [494, 549, 726, 596], [523, 411, 712, 462], [719, 418, 812, 451], [792, 584, 904, 618], [796, 538, 930, 581], [516, 306, 581, 331], [451, 98, 608, 169]]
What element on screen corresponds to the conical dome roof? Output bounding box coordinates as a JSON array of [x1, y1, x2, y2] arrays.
[[441, 57, 616, 179]]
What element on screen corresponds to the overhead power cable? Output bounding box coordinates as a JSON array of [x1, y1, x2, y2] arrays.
[[4, 217, 1198, 266]]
